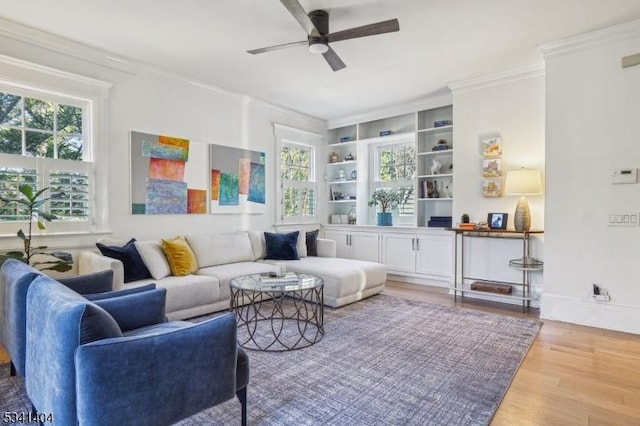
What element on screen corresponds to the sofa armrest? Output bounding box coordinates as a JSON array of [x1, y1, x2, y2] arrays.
[[75, 313, 238, 425], [316, 238, 336, 258], [78, 251, 124, 291]]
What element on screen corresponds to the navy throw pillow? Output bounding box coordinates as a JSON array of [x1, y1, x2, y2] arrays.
[[85, 283, 157, 301], [96, 238, 152, 283], [306, 229, 319, 256], [58, 270, 114, 295], [264, 231, 300, 260]]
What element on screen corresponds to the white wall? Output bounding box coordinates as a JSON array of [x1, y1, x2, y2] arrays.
[[542, 23, 640, 333], [107, 73, 325, 240], [0, 24, 326, 256], [451, 69, 546, 299]]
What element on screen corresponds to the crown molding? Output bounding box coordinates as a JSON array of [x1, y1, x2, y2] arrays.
[[327, 93, 452, 129], [539, 19, 640, 60], [0, 17, 325, 128], [0, 53, 112, 89], [448, 62, 545, 95]]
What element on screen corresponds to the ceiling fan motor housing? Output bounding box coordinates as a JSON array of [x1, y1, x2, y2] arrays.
[[308, 10, 329, 53]]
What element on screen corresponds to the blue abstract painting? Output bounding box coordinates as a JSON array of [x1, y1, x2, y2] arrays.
[[218, 173, 239, 206], [247, 162, 265, 204], [145, 179, 188, 214]]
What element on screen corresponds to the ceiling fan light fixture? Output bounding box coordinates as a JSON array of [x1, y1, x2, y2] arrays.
[[308, 38, 329, 54]]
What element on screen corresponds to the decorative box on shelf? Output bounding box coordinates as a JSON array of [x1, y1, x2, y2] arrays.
[[434, 120, 452, 128], [379, 130, 393, 136], [427, 216, 452, 228], [339, 136, 353, 143], [470, 281, 513, 294]]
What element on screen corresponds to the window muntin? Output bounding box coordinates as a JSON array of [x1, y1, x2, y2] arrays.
[[0, 88, 91, 228], [280, 143, 316, 221], [373, 142, 415, 217]]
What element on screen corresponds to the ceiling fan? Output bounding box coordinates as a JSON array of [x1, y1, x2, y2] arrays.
[[247, 0, 400, 71]]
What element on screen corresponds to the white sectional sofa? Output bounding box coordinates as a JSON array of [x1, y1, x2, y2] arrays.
[[78, 231, 387, 320]]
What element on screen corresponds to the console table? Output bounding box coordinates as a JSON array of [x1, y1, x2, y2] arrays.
[[448, 228, 543, 312]]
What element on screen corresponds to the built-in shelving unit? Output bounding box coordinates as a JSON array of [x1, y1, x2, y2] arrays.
[[326, 103, 454, 227]]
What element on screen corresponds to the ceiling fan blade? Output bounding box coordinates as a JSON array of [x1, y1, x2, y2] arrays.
[[326, 19, 399, 43], [247, 40, 307, 55], [279, 0, 320, 36], [322, 46, 346, 71]]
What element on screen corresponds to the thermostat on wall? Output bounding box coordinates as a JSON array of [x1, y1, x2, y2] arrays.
[[611, 168, 637, 184]]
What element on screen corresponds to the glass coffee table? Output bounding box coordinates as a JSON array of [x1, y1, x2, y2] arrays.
[[229, 273, 324, 351]]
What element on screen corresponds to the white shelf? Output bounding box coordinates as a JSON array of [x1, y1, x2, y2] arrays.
[[417, 197, 453, 201], [417, 173, 453, 179], [329, 199, 357, 203], [327, 160, 357, 166], [451, 288, 535, 302], [418, 149, 453, 156], [417, 124, 453, 134], [327, 140, 357, 148], [357, 131, 415, 144], [328, 179, 357, 184]]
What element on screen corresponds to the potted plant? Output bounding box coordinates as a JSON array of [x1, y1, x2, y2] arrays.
[[0, 184, 73, 272], [368, 188, 404, 226]]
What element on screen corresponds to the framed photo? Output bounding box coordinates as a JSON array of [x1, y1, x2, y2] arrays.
[[482, 137, 502, 158], [482, 179, 502, 198], [482, 158, 502, 177], [488, 212, 508, 230]]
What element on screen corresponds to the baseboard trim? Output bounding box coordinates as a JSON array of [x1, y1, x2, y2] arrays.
[[541, 293, 640, 334]]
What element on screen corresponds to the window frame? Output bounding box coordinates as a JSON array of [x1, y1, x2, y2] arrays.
[[369, 137, 416, 225], [274, 124, 322, 225], [0, 80, 99, 235]]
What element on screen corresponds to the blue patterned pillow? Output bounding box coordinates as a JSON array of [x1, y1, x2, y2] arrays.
[[264, 231, 300, 260], [96, 238, 152, 283]]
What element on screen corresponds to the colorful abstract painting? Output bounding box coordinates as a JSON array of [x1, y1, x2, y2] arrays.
[[210, 169, 220, 201], [247, 162, 265, 204], [187, 189, 207, 213], [210, 144, 266, 214], [130, 131, 208, 214], [238, 158, 251, 195], [219, 173, 240, 206]]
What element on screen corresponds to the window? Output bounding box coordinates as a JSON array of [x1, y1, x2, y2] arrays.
[[0, 87, 92, 231], [280, 143, 316, 222], [373, 142, 415, 217]]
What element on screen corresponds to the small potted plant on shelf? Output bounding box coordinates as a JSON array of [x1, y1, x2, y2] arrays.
[[0, 184, 73, 272], [368, 188, 404, 226]]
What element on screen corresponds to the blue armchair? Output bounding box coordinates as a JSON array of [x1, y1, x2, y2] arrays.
[[25, 275, 249, 426], [0, 259, 113, 377]]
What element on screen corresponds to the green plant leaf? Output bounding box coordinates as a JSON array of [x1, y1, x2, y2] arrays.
[[37, 221, 46, 230], [37, 262, 73, 273], [19, 184, 34, 201], [33, 187, 49, 200], [45, 251, 74, 263], [36, 211, 58, 221], [17, 229, 26, 240], [2, 251, 27, 260]]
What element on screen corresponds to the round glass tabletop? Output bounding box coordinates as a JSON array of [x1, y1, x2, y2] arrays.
[[230, 273, 323, 293]]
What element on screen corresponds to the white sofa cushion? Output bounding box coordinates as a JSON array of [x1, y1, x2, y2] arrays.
[[186, 231, 254, 267], [126, 274, 222, 314], [198, 261, 275, 287], [135, 239, 172, 280], [260, 257, 386, 300]]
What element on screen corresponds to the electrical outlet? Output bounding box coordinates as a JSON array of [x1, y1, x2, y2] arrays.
[[593, 294, 610, 302]]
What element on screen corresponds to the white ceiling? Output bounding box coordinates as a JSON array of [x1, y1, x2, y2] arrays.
[[2, 0, 640, 121]]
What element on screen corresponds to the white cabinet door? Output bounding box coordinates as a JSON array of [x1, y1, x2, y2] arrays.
[[415, 234, 453, 278], [324, 230, 350, 259], [350, 232, 380, 262], [382, 233, 415, 273]]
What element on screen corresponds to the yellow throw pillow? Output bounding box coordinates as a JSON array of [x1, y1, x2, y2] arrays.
[[162, 236, 198, 276]]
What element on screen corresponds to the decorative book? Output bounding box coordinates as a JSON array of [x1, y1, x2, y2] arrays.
[[259, 272, 299, 284]]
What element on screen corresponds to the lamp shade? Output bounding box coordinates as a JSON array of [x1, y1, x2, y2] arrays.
[[504, 168, 542, 195]]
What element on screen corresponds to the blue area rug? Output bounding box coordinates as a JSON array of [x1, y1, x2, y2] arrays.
[[1, 294, 539, 425]]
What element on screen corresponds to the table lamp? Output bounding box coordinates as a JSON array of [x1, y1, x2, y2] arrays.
[[504, 168, 542, 232]]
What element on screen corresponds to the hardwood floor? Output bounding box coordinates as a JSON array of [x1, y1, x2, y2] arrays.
[[2, 281, 638, 425], [384, 280, 640, 426]]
